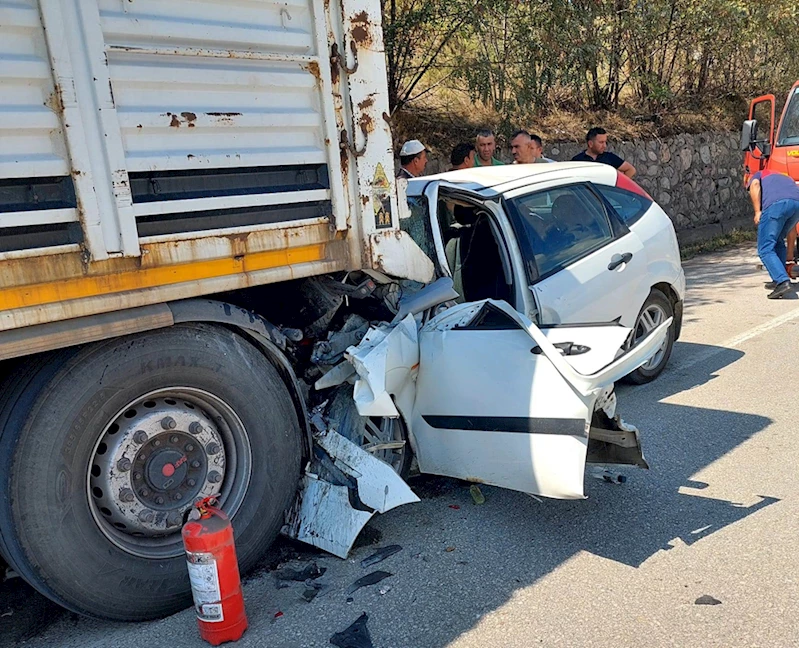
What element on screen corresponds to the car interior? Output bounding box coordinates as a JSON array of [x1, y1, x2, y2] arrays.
[[436, 198, 514, 305], [511, 186, 613, 276]]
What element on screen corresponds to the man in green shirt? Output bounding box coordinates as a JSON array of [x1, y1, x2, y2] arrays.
[[474, 129, 504, 166]]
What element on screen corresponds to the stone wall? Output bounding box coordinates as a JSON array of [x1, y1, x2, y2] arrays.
[[423, 131, 752, 245]]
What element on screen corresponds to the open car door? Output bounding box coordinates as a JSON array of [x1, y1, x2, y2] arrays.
[[409, 300, 670, 499]]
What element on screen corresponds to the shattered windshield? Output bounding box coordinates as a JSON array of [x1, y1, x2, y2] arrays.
[[401, 195, 440, 271], [777, 88, 799, 147]]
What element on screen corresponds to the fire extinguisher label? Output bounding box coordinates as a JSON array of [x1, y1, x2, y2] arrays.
[[186, 551, 224, 623]]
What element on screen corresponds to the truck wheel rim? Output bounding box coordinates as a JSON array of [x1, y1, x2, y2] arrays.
[[87, 388, 252, 559], [633, 303, 669, 371]]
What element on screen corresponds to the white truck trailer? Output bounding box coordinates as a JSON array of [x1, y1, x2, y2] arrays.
[[0, 0, 666, 621]]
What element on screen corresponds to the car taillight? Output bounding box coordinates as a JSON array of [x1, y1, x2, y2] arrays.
[[616, 171, 652, 200]]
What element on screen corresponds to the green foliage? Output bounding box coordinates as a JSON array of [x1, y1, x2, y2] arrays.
[[381, 0, 799, 119]]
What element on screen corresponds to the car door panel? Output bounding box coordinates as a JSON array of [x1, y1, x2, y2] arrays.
[[407, 300, 670, 499]]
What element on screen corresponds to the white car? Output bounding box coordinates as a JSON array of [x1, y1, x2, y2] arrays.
[[403, 162, 686, 383]]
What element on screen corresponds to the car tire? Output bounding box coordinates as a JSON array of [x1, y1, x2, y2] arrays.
[[625, 289, 675, 384], [0, 324, 302, 620]]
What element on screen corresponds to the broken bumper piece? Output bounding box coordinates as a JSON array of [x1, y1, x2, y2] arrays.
[[282, 426, 419, 558]]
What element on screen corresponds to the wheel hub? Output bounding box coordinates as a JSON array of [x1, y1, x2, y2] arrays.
[[633, 303, 669, 370], [90, 397, 226, 537]]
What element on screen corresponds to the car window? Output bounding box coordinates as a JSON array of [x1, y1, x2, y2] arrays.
[[594, 184, 652, 226], [508, 184, 613, 278], [777, 87, 799, 147]]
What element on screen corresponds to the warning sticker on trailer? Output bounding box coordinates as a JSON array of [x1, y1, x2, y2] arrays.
[[186, 551, 224, 622]]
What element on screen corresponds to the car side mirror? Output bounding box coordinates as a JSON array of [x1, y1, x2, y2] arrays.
[[740, 119, 757, 152]]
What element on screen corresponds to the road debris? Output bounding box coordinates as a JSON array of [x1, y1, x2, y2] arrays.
[[302, 587, 321, 603], [469, 484, 485, 504], [445, 546, 456, 553], [330, 612, 374, 648], [274, 611, 284, 619], [448, 504, 460, 510], [346, 571, 392, 595], [274, 562, 327, 582], [379, 585, 392, 595], [695, 595, 722, 605], [360, 545, 402, 568], [593, 468, 627, 484]]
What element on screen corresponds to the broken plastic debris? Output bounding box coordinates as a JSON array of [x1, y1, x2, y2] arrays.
[[330, 613, 374, 648], [346, 314, 419, 418], [302, 588, 320, 603], [274, 611, 284, 619], [379, 585, 392, 595], [695, 595, 722, 605], [346, 571, 392, 595], [469, 484, 485, 505], [360, 545, 402, 568], [448, 504, 460, 510], [593, 468, 627, 484], [274, 562, 326, 582]]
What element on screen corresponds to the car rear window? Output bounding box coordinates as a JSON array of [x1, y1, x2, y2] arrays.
[[595, 185, 652, 226]]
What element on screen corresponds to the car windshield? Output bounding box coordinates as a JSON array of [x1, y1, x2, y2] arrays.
[[777, 88, 799, 147]]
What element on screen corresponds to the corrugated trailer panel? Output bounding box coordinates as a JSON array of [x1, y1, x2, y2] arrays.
[[0, 0, 81, 252], [0, 0, 71, 179]]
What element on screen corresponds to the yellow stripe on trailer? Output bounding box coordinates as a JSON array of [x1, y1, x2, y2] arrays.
[[0, 244, 327, 310]]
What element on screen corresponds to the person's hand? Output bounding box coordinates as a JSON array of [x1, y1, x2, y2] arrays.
[[754, 211, 761, 226]]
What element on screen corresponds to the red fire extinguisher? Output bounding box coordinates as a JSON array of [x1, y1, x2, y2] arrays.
[[182, 497, 248, 645]]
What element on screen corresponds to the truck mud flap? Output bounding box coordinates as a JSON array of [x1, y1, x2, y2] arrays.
[[282, 427, 419, 558]]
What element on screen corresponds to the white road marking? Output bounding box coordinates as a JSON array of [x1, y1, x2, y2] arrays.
[[658, 304, 799, 379]]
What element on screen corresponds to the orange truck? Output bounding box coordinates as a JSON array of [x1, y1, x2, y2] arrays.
[[741, 81, 799, 272]]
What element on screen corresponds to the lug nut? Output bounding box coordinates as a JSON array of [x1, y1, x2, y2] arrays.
[[189, 422, 203, 435], [187, 479, 197, 487], [206, 442, 220, 456], [170, 435, 179, 444], [117, 458, 132, 472], [133, 430, 147, 444], [120, 488, 135, 503], [153, 439, 162, 447], [185, 443, 194, 452], [174, 492, 183, 501], [161, 416, 176, 430], [140, 488, 150, 497], [155, 496, 165, 505], [138, 509, 155, 524], [139, 453, 148, 461], [191, 460, 201, 469], [166, 512, 182, 527], [208, 471, 222, 484]]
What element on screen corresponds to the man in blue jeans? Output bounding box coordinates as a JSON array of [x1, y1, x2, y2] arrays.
[[747, 170, 799, 299]]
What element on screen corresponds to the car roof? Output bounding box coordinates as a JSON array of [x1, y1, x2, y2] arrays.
[[406, 161, 616, 198]]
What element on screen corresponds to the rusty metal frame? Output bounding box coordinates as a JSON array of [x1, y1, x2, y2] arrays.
[[38, 0, 139, 260]]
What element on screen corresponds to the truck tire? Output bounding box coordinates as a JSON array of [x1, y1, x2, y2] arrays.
[[625, 289, 675, 384], [0, 323, 302, 620]]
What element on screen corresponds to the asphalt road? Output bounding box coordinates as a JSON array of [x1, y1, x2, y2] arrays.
[[3, 243, 799, 648]]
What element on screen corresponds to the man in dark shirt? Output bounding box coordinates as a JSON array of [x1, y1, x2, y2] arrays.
[[449, 142, 476, 170], [747, 170, 799, 298], [572, 127, 636, 178]]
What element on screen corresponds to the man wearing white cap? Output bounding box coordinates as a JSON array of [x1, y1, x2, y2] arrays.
[[397, 139, 428, 179]]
